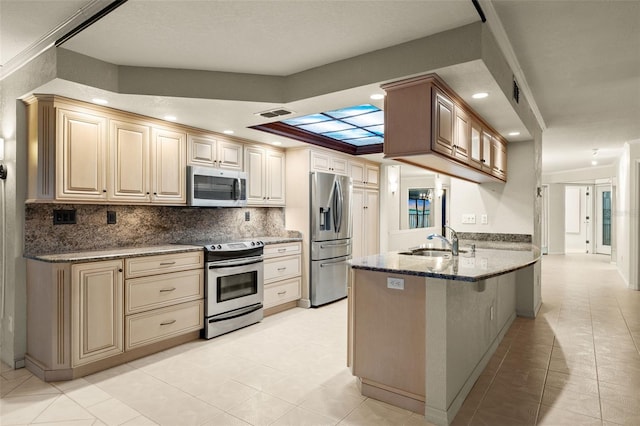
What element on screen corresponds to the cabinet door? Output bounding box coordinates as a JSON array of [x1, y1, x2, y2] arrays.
[[245, 146, 266, 204], [481, 131, 493, 173], [364, 190, 380, 256], [330, 157, 349, 175], [152, 127, 186, 204], [350, 161, 366, 186], [187, 134, 216, 167], [71, 260, 123, 366], [491, 138, 507, 180], [432, 90, 454, 156], [266, 150, 285, 205], [469, 120, 483, 170], [311, 150, 331, 172], [365, 164, 380, 188], [352, 188, 364, 259], [453, 106, 470, 162], [56, 108, 108, 200], [217, 139, 244, 170], [110, 120, 150, 202]]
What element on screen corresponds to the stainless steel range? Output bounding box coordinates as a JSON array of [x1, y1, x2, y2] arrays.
[[200, 240, 264, 339]]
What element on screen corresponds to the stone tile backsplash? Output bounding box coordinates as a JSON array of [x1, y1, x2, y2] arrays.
[[25, 204, 290, 255]]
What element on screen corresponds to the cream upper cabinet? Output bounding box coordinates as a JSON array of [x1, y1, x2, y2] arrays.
[[469, 119, 483, 170], [56, 108, 108, 201], [491, 137, 507, 179], [71, 260, 124, 367], [109, 119, 151, 202], [187, 133, 243, 170], [352, 188, 380, 259], [432, 90, 455, 156], [453, 106, 470, 162], [245, 146, 286, 206], [311, 150, 348, 175], [350, 160, 379, 188], [151, 127, 187, 204]]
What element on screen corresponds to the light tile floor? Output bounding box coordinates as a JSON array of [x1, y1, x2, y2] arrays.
[[1, 254, 638, 425]]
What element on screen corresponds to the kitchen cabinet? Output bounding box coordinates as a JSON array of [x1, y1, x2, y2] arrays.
[[491, 137, 507, 179], [263, 242, 302, 315], [25, 249, 204, 381], [245, 145, 286, 206], [349, 160, 379, 188], [382, 74, 507, 183], [56, 107, 109, 201], [109, 119, 151, 202], [71, 260, 124, 366], [311, 149, 349, 175], [432, 89, 455, 156], [187, 133, 243, 170], [352, 188, 379, 259], [151, 127, 187, 204], [453, 106, 470, 162]]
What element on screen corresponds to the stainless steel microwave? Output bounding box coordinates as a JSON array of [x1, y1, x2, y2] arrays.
[[187, 166, 247, 207]]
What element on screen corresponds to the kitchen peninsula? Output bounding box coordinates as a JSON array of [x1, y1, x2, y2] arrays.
[[348, 243, 541, 426]]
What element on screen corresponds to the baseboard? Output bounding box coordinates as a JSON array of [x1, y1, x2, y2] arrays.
[[297, 298, 311, 309]]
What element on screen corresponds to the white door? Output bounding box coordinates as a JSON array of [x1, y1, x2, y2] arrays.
[[596, 185, 612, 255]]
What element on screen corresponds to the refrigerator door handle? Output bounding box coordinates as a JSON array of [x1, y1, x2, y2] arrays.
[[320, 241, 351, 249], [334, 180, 343, 234]]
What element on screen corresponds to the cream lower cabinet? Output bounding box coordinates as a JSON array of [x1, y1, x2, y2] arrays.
[[71, 260, 124, 367], [352, 188, 380, 259], [263, 242, 302, 314], [25, 250, 204, 381]]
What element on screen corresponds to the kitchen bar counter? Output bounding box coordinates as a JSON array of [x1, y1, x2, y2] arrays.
[[24, 235, 303, 263], [349, 243, 541, 425], [349, 243, 541, 282]]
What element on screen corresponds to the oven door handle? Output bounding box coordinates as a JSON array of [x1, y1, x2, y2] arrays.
[[208, 303, 263, 323], [208, 257, 263, 269]]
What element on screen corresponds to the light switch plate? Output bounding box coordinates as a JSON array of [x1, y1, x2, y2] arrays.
[[387, 277, 404, 290], [481, 214, 488, 224]]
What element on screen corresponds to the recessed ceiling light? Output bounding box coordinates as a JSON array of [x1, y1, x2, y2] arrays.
[[272, 141, 282, 146], [92, 98, 108, 105], [370, 94, 385, 100], [223, 130, 234, 135], [164, 115, 177, 121], [472, 92, 489, 99], [591, 160, 598, 166], [508, 131, 520, 136]]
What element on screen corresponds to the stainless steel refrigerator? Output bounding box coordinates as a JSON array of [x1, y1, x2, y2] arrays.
[[310, 171, 353, 306]]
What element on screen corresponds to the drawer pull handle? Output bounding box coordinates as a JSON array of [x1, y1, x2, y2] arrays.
[[160, 287, 176, 293], [277, 290, 287, 295], [277, 248, 287, 253], [160, 319, 177, 326], [277, 267, 287, 271], [160, 261, 176, 266]]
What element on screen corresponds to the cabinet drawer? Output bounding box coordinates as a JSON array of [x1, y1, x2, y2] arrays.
[[263, 242, 301, 258], [126, 300, 203, 350], [125, 269, 204, 315], [264, 255, 301, 284], [264, 277, 301, 309], [125, 251, 203, 278]]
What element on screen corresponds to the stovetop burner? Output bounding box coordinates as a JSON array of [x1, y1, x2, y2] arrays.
[[179, 238, 264, 252]]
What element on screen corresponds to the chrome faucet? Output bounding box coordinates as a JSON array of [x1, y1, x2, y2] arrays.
[[427, 225, 459, 256]]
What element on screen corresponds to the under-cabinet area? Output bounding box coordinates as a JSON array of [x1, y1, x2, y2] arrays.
[[25, 249, 205, 381]]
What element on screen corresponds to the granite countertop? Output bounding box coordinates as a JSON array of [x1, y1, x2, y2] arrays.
[[350, 243, 541, 282], [25, 235, 303, 263]]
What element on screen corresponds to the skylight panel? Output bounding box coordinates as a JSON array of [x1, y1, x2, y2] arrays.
[[283, 113, 330, 126], [298, 120, 355, 134], [364, 124, 384, 135], [323, 128, 374, 141], [324, 104, 379, 119], [342, 110, 384, 127], [343, 136, 384, 146]]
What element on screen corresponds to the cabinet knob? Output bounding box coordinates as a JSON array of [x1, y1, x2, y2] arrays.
[[103, 189, 107, 193], [481, 159, 486, 163], [146, 192, 150, 195], [118, 269, 123, 272]]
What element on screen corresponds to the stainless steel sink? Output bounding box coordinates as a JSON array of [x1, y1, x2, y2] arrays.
[[398, 247, 467, 257]]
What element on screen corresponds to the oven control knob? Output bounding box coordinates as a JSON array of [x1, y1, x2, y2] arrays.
[[251, 241, 255, 246], [217, 244, 222, 249]]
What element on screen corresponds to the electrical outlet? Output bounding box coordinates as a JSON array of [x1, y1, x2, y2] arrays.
[[462, 214, 476, 224], [490, 306, 494, 321], [245, 211, 250, 221], [53, 209, 76, 225], [107, 211, 117, 224], [387, 277, 404, 290], [481, 214, 488, 225], [8, 316, 13, 333]]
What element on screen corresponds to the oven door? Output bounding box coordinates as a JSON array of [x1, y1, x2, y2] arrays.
[[206, 257, 263, 317]]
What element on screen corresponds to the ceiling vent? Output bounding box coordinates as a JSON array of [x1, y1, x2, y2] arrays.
[[255, 108, 295, 119], [512, 78, 520, 104]]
